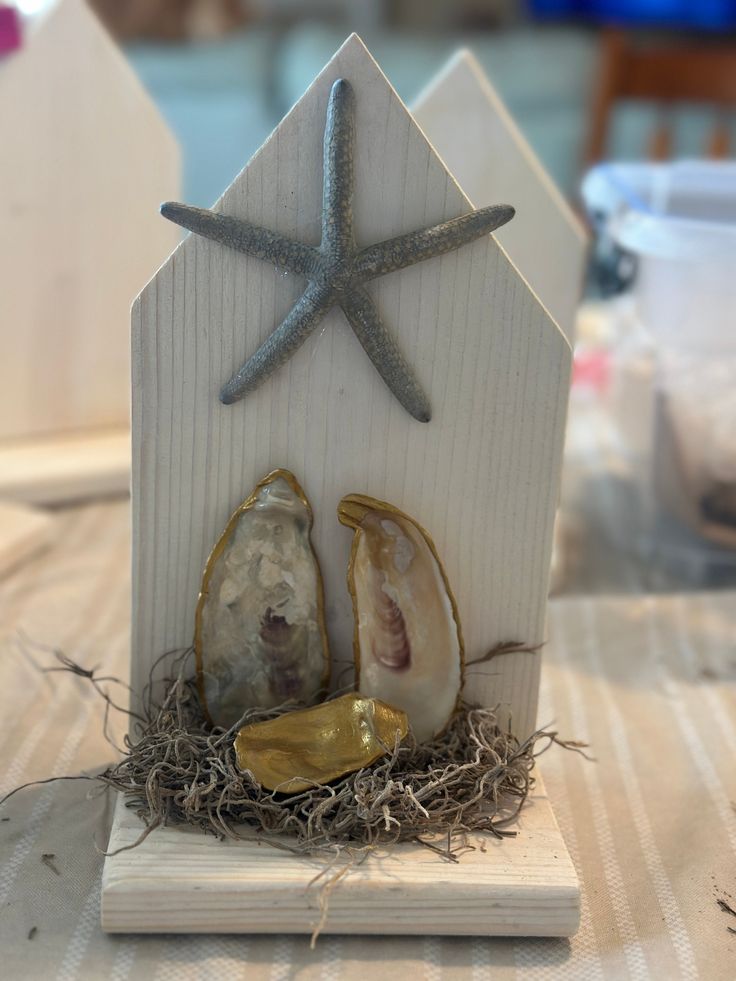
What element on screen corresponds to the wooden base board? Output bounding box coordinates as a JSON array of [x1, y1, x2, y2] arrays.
[[101, 771, 579, 937], [0, 428, 130, 505], [0, 501, 54, 577]]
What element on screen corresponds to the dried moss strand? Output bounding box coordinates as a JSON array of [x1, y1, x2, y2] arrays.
[[2, 643, 588, 862], [95, 659, 576, 855]]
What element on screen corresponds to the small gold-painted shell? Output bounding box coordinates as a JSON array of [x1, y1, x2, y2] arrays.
[[195, 469, 330, 728], [338, 494, 464, 743], [234, 692, 408, 793]]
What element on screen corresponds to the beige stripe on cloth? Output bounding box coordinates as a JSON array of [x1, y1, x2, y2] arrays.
[[0, 501, 734, 980]]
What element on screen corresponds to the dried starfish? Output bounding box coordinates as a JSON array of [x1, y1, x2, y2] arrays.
[[161, 78, 514, 422]]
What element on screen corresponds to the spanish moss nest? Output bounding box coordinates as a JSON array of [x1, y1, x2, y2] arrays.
[[92, 649, 586, 860]]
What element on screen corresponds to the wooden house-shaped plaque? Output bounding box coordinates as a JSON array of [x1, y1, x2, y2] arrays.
[[413, 50, 587, 343], [102, 36, 579, 938], [0, 0, 179, 502]]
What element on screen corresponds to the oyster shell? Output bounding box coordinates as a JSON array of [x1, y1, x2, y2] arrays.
[[338, 494, 463, 743], [234, 692, 408, 793], [195, 469, 329, 728]]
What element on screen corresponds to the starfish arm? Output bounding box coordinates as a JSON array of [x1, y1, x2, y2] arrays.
[[160, 202, 320, 277], [353, 204, 515, 280], [340, 286, 431, 423], [220, 284, 334, 405], [321, 79, 355, 257]]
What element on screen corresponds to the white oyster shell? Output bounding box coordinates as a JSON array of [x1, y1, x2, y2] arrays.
[[338, 494, 463, 743], [196, 470, 329, 727]]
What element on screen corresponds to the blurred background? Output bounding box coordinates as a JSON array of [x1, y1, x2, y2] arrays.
[[2, 0, 736, 595], [7, 0, 736, 206]]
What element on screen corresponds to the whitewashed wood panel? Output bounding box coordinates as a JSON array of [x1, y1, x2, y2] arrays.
[[102, 772, 580, 936], [131, 35, 571, 739], [413, 49, 587, 342], [0, 0, 179, 441]]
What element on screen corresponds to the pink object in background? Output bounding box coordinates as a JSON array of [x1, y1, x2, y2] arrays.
[[0, 5, 22, 55], [572, 349, 611, 394]]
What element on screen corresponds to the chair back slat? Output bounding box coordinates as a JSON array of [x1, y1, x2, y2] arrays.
[[648, 113, 673, 160], [708, 119, 730, 158], [586, 29, 736, 165]]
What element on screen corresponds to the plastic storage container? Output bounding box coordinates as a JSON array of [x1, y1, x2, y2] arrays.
[[583, 161, 736, 583]]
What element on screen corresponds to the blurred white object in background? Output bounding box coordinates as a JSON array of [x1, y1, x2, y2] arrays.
[[583, 161, 736, 582], [10, 0, 53, 17]]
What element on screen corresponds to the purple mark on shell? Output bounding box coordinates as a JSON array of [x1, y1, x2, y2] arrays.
[[370, 576, 411, 671], [259, 607, 292, 648], [276, 669, 304, 699]]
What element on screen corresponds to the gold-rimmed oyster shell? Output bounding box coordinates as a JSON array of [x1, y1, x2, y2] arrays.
[[195, 469, 330, 728], [338, 494, 464, 743], [234, 692, 408, 793]]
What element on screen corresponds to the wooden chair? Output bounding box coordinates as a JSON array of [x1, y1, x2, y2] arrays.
[[585, 28, 736, 163]]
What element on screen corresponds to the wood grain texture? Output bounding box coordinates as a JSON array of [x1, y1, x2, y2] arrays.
[[0, 0, 180, 441], [102, 770, 580, 937], [0, 501, 54, 576], [0, 427, 130, 504], [131, 35, 572, 739], [413, 50, 587, 343]]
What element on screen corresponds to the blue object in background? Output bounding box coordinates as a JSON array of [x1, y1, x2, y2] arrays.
[[128, 27, 279, 207], [529, 0, 736, 30]]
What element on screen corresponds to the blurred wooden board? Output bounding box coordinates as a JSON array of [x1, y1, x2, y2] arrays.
[[0, 428, 130, 505], [413, 49, 587, 342], [102, 771, 579, 937], [0, 501, 54, 576]]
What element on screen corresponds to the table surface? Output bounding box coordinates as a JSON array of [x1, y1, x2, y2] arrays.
[[1, 499, 735, 980]]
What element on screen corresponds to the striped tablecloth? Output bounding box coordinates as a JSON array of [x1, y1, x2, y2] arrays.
[[1, 500, 734, 979]]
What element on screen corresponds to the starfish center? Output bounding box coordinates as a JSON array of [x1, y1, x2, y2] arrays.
[[320, 254, 355, 293]]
